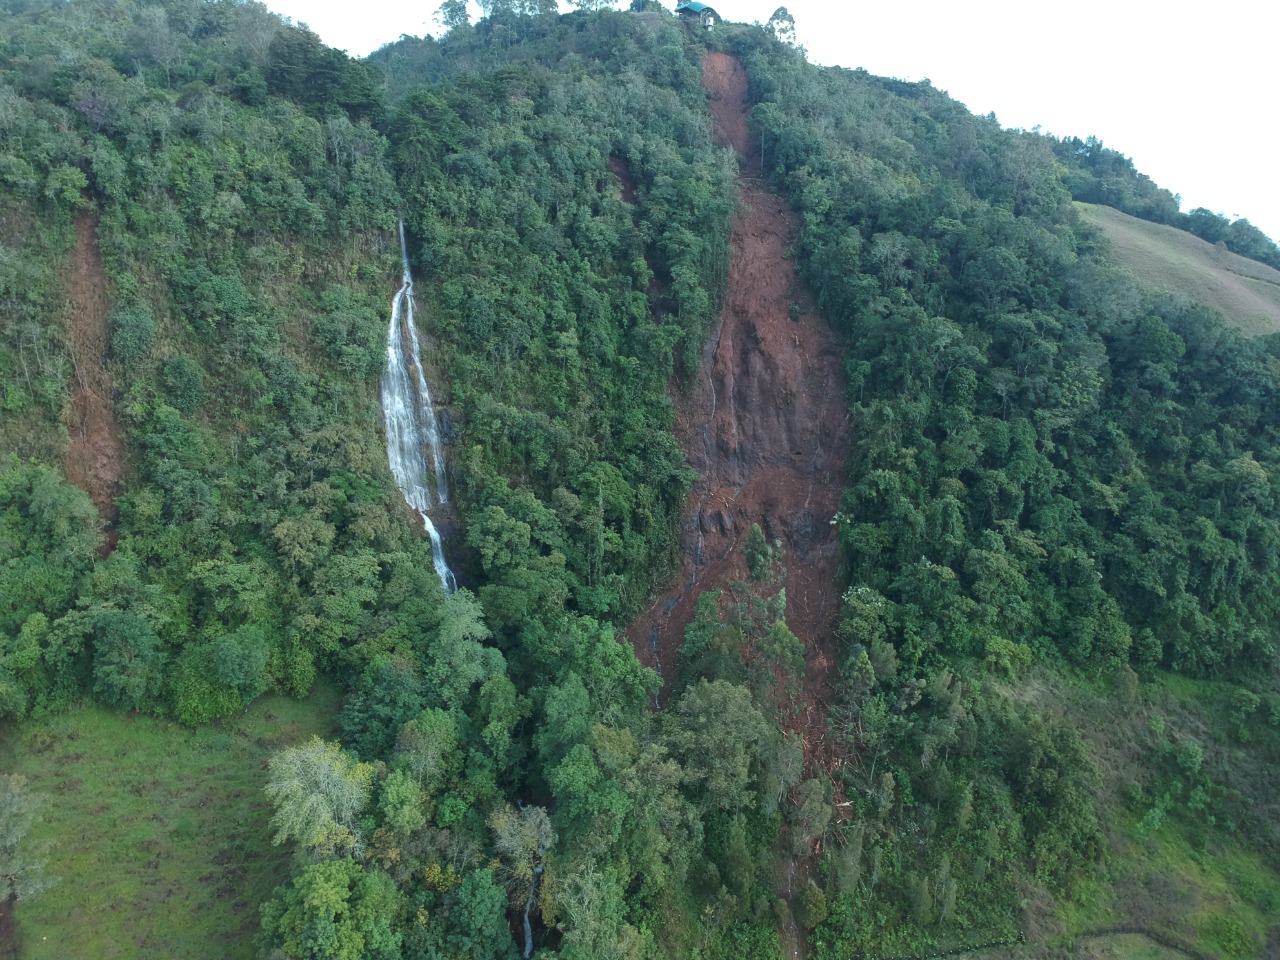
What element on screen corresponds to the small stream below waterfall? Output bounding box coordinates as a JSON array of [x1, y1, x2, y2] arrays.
[[381, 221, 457, 593]]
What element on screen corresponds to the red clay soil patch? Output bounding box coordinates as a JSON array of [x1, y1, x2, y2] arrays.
[[701, 51, 757, 172], [626, 52, 849, 776], [609, 155, 639, 206], [63, 209, 124, 553]]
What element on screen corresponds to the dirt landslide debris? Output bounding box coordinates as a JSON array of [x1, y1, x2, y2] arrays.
[[64, 209, 124, 553], [626, 53, 850, 771]]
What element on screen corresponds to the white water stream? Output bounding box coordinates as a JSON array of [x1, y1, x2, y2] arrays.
[[381, 221, 457, 593]]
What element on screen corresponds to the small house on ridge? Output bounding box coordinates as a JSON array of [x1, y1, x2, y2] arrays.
[[675, 1, 720, 29]]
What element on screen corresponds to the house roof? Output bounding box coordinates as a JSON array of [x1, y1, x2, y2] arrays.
[[675, 2, 716, 13]]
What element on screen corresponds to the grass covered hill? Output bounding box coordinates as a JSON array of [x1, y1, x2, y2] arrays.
[[1077, 202, 1280, 337], [1, 2, 1278, 959], [0, 685, 340, 960]]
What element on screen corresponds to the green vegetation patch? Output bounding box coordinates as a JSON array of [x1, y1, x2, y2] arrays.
[[1027, 669, 1280, 957], [4, 2, 1280, 957], [1076, 202, 1280, 336], [0, 684, 339, 960], [957, 931, 1192, 959]]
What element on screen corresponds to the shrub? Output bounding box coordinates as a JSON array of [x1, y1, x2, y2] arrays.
[[795, 879, 827, 929], [163, 354, 206, 412], [110, 304, 156, 364]]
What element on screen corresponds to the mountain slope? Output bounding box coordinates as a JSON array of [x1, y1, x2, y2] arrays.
[[1077, 201, 1280, 336], [1, 4, 1278, 960]]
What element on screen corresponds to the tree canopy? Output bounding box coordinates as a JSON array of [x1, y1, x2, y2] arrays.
[[1, 2, 1277, 958]]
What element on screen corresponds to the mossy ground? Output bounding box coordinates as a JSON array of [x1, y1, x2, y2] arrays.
[[0, 683, 339, 960]]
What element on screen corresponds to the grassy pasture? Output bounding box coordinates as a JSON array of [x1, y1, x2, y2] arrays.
[[957, 668, 1280, 960], [1075, 203, 1280, 336], [0, 684, 339, 960], [956, 931, 1192, 959]]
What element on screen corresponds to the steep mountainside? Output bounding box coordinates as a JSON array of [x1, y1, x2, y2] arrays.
[[1077, 201, 1280, 336], [628, 53, 848, 746], [1, 4, 1278, 960]]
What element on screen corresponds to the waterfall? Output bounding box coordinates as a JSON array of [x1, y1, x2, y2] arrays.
[[522, 854, 545, 959], [381, 221, 457, 593]]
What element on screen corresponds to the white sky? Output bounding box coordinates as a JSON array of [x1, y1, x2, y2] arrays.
[[265, 0, 1280, 243]]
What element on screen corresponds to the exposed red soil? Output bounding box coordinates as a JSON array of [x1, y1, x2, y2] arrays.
[[702, 51, 756, 169], [63, 208, 124, 554], [609, 155, 639, 206], [625, 53, 849, 769], [621, 50, 851, 960]]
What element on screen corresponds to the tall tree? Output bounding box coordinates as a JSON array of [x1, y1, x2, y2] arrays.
[[436, 0, 471, 32], [664, 680, 772, 812], [265, 738, 374, 858], [767, 7, 797, 45]]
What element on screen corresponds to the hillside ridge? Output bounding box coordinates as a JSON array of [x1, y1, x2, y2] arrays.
[[1077, 201, 1280, 335]]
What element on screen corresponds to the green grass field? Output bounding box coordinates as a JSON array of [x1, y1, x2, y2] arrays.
[[1075, 203, 1280, 336], [0, 684, 340, 960], [945, 668, 1280, 960], [956, 931, 1192, 959]]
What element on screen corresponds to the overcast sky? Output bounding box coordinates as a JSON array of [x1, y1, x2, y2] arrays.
[[264, 0, 1279, 243]]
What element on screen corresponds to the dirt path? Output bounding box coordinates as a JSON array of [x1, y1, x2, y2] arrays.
[[624, 52, 850, 955], [0, 896, 14, 960], [64, 209, 124, 552]]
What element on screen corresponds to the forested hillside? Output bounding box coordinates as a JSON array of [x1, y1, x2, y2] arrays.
[[1, 2, 1277, 959]]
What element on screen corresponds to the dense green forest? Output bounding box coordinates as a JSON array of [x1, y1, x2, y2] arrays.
[[1, 1, 1278, 958]]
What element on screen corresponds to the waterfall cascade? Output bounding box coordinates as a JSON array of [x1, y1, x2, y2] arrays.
[[381, 221, 457, 593]]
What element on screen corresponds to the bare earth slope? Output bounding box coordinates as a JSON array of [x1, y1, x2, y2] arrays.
[[63, 209, 124, 548], [1077, 202, 1280, 336], [627, 54, 849, 762]]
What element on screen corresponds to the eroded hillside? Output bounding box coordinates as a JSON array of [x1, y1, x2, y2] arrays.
[[63, 209, 124, 550], [628, 54, 849, 757]]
